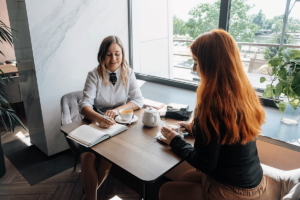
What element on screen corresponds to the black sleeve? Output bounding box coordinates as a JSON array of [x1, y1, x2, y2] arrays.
[[169, 120, 221, 173]]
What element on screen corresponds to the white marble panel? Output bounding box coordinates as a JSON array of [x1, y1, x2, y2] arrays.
[[24, 0, 129, 155]]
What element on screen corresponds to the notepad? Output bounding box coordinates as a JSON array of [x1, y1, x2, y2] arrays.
[[67, 123, 128, 148]]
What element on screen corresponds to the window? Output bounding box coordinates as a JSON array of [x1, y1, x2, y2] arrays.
[[286, 0, 300, 45], [132, 0, 220, 83], [229, 0, 300, 90], [129, 0, 300, 91]]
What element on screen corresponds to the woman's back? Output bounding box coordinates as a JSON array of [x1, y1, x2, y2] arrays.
[[211, 138, 263, 188], [177, 120, 263, 188]]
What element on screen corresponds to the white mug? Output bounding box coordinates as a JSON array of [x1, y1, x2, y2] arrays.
[[119, 109, 133, 121]]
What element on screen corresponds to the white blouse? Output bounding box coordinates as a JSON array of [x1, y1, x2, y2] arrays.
[[79, 67, 144, 112]]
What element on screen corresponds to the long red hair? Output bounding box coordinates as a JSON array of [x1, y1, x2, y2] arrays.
[[190, 29, 265, 145]]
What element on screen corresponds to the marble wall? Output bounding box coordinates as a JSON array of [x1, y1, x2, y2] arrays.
[[6, 0, 129, 156]]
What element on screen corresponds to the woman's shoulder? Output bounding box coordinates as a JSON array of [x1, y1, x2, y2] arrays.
[[87, 68, 99, 79]]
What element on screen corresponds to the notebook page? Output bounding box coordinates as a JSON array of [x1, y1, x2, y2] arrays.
[[69, 125, 107, 146], [89, 123, 127, 137]]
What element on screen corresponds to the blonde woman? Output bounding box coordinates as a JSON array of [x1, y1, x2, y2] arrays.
[[79, 36, 143, 200]]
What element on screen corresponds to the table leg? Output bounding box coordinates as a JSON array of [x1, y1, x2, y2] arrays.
[[142, 183, 147, 200]]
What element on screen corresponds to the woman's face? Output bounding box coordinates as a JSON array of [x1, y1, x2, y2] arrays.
[[105, 43, 123, 72]]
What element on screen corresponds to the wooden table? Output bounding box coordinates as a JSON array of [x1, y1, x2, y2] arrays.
[[60, 108, 194, 199]]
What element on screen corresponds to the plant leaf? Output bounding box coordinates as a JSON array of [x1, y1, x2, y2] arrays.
[[10, 112, 28, 131], [0, 50, 4, 57], [289, 99, 300, 110], [275, 82, 284, 97], [260, 77, 266, 83], [291, 71, 300, 96], [268, 58, 281, 67], [283, 49, 292, 61], [262, 84, 275, 98], [291, 50, 300, 59], [278, 101, 287, 114], [277, 67, 287, 81]]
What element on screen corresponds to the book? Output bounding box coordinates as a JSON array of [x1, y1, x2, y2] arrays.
[[143, 99, 165, 110], [67, 123, 128, 148]]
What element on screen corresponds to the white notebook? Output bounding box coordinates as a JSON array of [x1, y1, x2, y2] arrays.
[[67, 123, 128, 148]]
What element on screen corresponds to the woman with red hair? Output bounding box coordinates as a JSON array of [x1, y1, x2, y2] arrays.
[[159, 29, 267, 199]]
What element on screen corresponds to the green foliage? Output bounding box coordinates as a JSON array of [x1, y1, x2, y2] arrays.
[[173, 0, 259, 42], [288, 17, 300, 34], [0, 21, 26, 132], [0, 20, 15, 57], [185, 1, 220, 39], [252, 10, 265, 28], [263, 34, 295, 60], [260, 77, 266, 83], [278, 101, 287, 114], [173, 15, 188, 35], [262, 84, 274, 98], [228, 0, 260, 42], [260, 48, 300, 113]]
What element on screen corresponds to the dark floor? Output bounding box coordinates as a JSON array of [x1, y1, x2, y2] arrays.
[[0, 102, 168, 200]]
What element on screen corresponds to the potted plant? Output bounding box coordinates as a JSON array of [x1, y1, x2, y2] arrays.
[[260, 47, 300, 124], [0, 20, 27, 178]]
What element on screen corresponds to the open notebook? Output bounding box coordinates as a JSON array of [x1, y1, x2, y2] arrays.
[[67, 123, 128, 148]]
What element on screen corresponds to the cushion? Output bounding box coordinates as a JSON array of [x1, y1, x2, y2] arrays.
[[283, 183, 300, 200]]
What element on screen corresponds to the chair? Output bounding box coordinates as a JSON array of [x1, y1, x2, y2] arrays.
[[61, 91, 84, 171], [159, 164, 300, 200]]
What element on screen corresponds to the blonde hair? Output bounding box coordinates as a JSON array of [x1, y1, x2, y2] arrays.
[[97, 36, 130, 86]]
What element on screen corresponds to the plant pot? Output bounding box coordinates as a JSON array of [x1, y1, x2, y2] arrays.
[[281, 97, 300, 125], [0, 130, 6, 178]]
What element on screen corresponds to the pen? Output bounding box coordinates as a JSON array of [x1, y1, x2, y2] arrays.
[[93, 106, 110, 120], [98, 109, 110, 120]]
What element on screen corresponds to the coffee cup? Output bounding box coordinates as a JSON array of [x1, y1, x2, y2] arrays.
[[164, 123, 181, 135], [119, 109, 133, 121]]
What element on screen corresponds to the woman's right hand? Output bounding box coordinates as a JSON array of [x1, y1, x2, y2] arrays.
[[177, 121, 191, 133], [98, 115, 115, 128]]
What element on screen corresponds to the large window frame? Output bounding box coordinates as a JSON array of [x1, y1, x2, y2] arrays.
[[127, 0, 300, 108]]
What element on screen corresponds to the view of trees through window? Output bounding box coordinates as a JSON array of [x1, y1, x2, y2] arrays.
[[172, 0, 300, 89]]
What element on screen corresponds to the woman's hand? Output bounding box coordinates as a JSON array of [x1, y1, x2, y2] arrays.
[[160, 126, 178, 145], [177, 121, 191, 133], [98, 115, 115, 128], [104, 109, 119, 119]]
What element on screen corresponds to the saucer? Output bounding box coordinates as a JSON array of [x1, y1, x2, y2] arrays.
[[115, 115, 138, 124]]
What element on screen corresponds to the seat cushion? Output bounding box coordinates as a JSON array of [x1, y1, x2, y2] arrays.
[[283, 183, 300, 200]]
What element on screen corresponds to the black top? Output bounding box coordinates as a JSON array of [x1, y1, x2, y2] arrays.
[[170, 119, 263, 188]]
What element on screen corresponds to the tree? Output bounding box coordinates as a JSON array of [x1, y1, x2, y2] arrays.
[[288, 17, 300, 35], [272, 19, 283, 35], [263, 33, 295, 59], [184, 1, 220, 39], [182, 0, 259, 42], [228, 0, 260, 42], [252, 10, 265, 28], [264, 19, 274, 30], [173, 15, 187, 35]]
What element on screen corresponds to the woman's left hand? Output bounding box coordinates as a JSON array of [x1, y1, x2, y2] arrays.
[[104, 109, 119, 119], [160, 126, 178, 145]]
